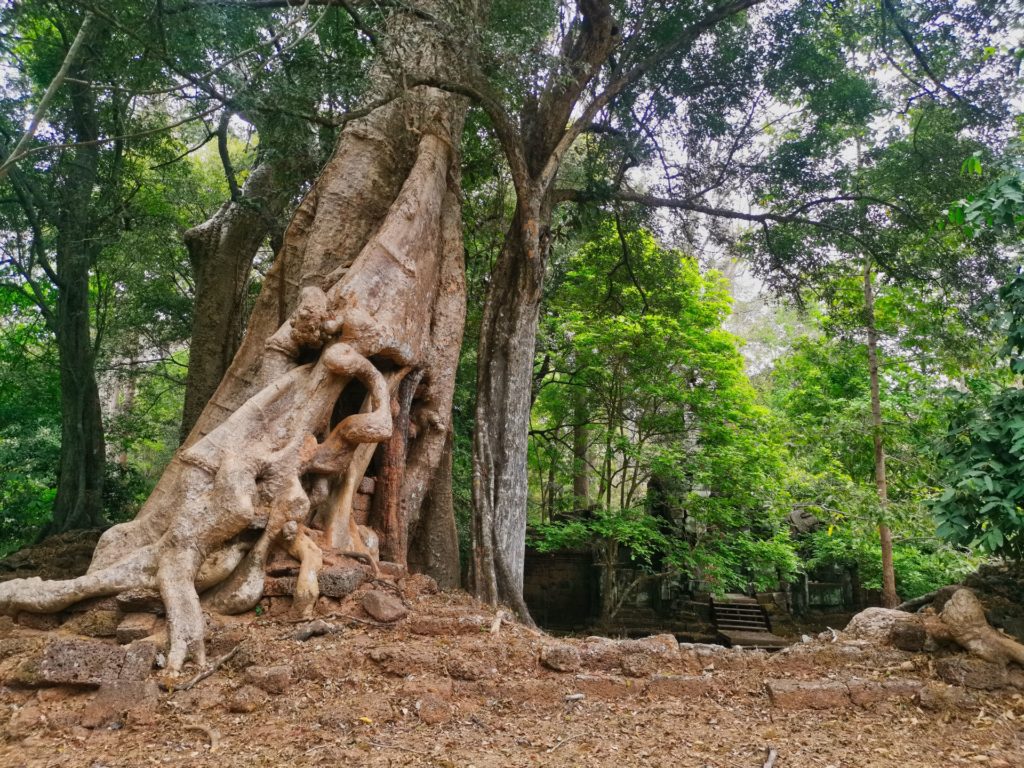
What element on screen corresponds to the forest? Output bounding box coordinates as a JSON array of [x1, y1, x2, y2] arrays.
[[0, 1, 1023, 766]]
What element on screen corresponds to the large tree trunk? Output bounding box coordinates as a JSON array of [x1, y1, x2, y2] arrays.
[[469, 0, 617, 619], [0, 4, 470, 674], [408, 431, 461, 588], [864, 261, 899, 609], [179, 148, 313, 442]]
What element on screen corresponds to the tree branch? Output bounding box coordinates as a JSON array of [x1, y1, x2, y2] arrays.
[[217, 112, 241, 201], [880, 0, 980, 113], [0, 12, 97, 180], [540, 0, 763, 191]]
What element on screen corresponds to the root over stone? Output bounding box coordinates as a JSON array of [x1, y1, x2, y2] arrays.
[[0, 95, 467, 674]]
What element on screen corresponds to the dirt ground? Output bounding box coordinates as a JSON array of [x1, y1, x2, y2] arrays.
[[0, 583, 1022, 768]]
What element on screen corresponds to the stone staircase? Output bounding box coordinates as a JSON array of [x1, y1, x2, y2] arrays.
[[710, 595, 790, 650]]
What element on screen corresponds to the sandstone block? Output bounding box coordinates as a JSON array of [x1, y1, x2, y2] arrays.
[[116, 613, 157, 644], [765, 679, 852, 710]]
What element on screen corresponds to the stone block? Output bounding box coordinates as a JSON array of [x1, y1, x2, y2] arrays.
[[16, 612, 61, 631], [116, 613, 157, 644], [407, 615, 488, 636], [34, 638, 127, 687], [765, 679, 852, 710], [120, 641, 158, 680], [263, 576, 296, 597], [358, 477, 376, 495], [935, 656, 1009, 690], [114, 590, 164, 615], [846, 677, 922, 706], [264, 567, 366, 599], [319, 567, 367, 598], [62, 610, 120, 638]]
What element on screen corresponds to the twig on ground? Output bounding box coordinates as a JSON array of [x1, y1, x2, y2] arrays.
[[160, 645, 240, 692], [547, 733, 582, 753]]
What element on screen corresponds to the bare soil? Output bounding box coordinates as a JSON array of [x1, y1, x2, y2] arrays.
[[0, 579, 1021, 768]]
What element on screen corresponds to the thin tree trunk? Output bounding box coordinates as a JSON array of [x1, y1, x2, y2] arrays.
[[51, 264, 106, 532], [572, 391, 590, 508], [864, 261, 898, 608], [49, 37, 106, 535], [471, 194, 546, 621], [374, 369, 422, 565]]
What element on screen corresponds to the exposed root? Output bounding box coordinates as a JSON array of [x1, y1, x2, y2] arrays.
[[283, 522, 323, 619], [0, 125, 464, 681], [940, 589, 1024, 667], [849, 588, 1024, 670]]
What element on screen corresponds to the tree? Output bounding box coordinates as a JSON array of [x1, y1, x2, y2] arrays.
[[1, 0, 1019, 671], [465, 0, 765, 614], [529, 223, 796, 619], [932, 163, 1024, 560], [0, 1, 473, 673]]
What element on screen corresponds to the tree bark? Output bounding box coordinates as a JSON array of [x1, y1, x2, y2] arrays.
[[469, 0, 618, 618], [408, 430, 461, 588], [373, 369, 423, 565], [864, 261, 899, 609], [51, 245, 106, 533], [471, 194, 547, 618]]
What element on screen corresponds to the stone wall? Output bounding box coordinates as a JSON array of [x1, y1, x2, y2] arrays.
[[523, 549, 599, 630]]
